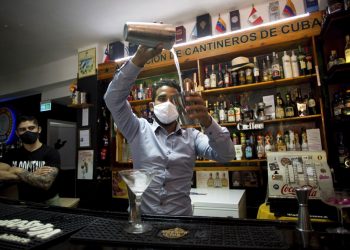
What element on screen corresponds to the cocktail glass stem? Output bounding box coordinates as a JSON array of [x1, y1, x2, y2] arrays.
[[134, 195, 142, 227]]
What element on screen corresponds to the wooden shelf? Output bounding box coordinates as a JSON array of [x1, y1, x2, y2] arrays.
[[67, 103, 93, 109], [263, 114, 322, 124], [201, 74, 317, 95]]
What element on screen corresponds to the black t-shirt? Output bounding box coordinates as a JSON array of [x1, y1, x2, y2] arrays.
[[2, 144, 61, 202]]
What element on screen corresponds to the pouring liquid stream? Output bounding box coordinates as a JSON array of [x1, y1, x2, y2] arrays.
[[170, 48, 183, 92]]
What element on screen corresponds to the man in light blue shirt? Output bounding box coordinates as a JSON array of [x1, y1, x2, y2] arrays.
[[104, 45, 234, 216]]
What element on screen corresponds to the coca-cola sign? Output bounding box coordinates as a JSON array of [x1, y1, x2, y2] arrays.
[[280, 184, 318, 197]]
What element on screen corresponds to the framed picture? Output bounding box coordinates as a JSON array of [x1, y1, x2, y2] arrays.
[[78, 47, 96, 79], [79, 128, 91, 148], [77, 150, 94, 180]]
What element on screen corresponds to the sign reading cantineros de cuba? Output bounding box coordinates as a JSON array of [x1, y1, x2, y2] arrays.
[[144, 11, 322, 68]]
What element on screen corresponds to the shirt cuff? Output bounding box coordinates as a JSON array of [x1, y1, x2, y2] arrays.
[[202, 118, 223, 138]]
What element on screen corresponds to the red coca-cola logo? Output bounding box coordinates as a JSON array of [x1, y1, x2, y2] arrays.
[[280, 184, 317, 197]]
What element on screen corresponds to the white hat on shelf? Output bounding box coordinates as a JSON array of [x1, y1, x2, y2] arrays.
[[229, 57, 254, 72]]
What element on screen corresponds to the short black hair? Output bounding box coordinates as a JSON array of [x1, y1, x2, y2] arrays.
[[16, 115, 39, 129], [151, 79, 181, 101]]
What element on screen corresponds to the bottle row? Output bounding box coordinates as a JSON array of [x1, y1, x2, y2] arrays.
[[0, 141, 22, 160], [202, 45, 314, 89], [332, 87, 350, 119], [196, 127, 319, 161], [207, 88, 317, 125]]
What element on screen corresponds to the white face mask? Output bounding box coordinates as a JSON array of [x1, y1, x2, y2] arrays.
[[153, 101, 179, 124]]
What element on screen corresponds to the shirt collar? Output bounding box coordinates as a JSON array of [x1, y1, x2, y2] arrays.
[[151, 119, 183, 135]]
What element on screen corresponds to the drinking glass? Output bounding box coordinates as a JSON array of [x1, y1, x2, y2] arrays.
[[118, 169, 156, 234], [320, 188, 350, 234]]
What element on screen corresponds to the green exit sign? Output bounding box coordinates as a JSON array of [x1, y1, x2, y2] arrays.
[[40, 101, 51, 112]]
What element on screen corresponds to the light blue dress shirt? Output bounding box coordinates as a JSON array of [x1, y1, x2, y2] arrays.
[[104, 60, 235, 216]]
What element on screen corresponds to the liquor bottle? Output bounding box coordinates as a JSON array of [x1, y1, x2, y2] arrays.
[[217, 63, 224, 88], [253, 57, 260, 83], [288, 130, 295, 151], [232, 132, 239, 145], [284, 131, 290, 151], [194, 72, 203, 93], [240, 132, 247, 159], [227, 102, 235, 122], [284, 92, 296, 117], [345, 35, 350, 63], [276, 131, 287, 151], [210, 64, 217, 88], [275, 93, 285, 119], [212, 102, 220, 123], [264, 133, 273, 153], [233, 98, 241, 122], [296, 88, 308, 116], [305, 47, 313, 74], [245, 67, 253, 84], [262, 60, 269, 82], [327, 50, 337, 70], [219, 101, 226, 124], [238, 69, 246, 85], [245, 140, 253, 160], [224, 64, 231, 87], [294, 131, 301, 151], [301, 128, 308, 151], [266, 55, 273, 81], [204, 66, 210, 90], [338, 132, 347, 165], [298, 46, 306, 76], [271, 52, 281, 80], [137, 83, 144, 100], [231, 71, 238, 86], [291, 50, 300, 77], [308, 90, 317, 115], [282, 51, 293, 79], [256, 134, 265, 159]]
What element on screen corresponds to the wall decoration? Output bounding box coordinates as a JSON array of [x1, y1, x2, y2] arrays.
[[78, 48, 96, 79], [79, 128, 91, 148], [77, 150, 93, 180]]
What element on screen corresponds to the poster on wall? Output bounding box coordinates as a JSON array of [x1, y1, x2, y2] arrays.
[[77, 150, 93, 180], [196, 171, 229, 189]]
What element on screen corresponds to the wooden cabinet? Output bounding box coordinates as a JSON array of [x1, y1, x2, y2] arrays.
[[318, 9, 350, 187]]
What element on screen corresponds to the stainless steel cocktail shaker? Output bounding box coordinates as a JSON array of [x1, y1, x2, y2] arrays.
[[123, 22, 176, 50]]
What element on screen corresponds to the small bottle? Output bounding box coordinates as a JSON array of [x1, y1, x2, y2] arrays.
[[301, 128, 308, 151], [245, 141, 253, 160], [227, 103, 236, 122], [305, 47, 313, 75], [262, 60, 269, 82], [282, 51, 293, 79], [296, 88, 307, 116], [308, 90, 317, 115], [271, 52, 281, 80], [266, 55, 273, 81], [284, 92, 296, 118], [298, 46, 306, 76], [345, 35, 350, 63], [210, 64, 217, 88], [204, 66, 210, 90], [232, 132, 239, 145], [233, 98, 241, 122], [212, 102, 220, 123], [224, 64, 231, 87], [231, 71, 238, 86], [253, 57, 260, 83], [275, 93, 285, 119], [291, 50, 300, 77], [238, 70, 246, 85], [219, 102, 226, 124], [245, 67, 253, 84], [217, 63, 224, 88]]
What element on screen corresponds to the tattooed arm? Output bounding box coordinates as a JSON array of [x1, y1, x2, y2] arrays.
[[10, 167, 59, 190]]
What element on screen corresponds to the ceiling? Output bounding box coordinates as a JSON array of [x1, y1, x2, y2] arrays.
[[0, 0, 267, 79]]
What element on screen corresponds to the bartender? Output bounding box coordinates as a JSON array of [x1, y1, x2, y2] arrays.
[[104, 44, 234, 216]]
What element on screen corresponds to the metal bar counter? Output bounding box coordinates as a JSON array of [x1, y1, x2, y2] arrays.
[[0, 198, 349, 250]]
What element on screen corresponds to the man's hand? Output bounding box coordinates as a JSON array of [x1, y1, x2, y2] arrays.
[[8, 167, 24, 175], [185, 92, 212, 128], [131, 44, 164, 67], [33, 167, 55, 176]]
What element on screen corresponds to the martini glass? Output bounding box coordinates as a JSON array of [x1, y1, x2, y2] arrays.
[[119, 169, 156, 234], [320, 188, 350, 234]]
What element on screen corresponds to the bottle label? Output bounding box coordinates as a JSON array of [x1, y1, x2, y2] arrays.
[[210, 74, 217, 88], [285, 107, 295, 117], [224, 74, 230, 84], [346, 49, 350, 63], [253, 68, 259, 77], [308, 99, 316, 107], [276, 107, 285, 118], [204, 78, 210, 89], [300, 61, 306, 69], [228, 111, 235, 122], [219, 110, 225, 121]]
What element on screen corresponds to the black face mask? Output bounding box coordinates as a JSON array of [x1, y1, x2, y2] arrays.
[[19, 131, 39, 144]]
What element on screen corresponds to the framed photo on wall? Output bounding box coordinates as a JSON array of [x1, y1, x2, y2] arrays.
[[79, 128, 91, 148], [78, 47, 96, 79], [77, 150, 93, 180]]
